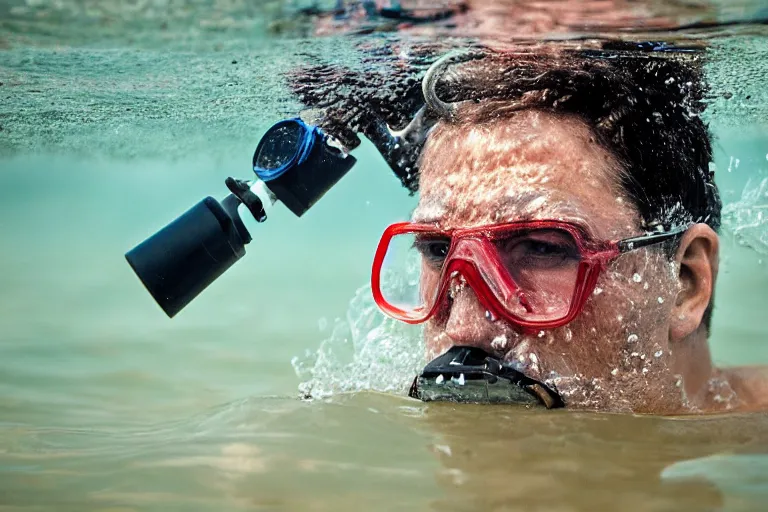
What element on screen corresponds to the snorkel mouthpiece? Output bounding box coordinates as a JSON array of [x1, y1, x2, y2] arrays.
[[409, 346, 564, 409], [125, 118, 356, 318]]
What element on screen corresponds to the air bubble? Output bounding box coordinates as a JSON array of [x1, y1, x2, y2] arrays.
[[657, 297, 665, 304], [436, 374, 444, 384], [627, 334, 639, 343], [537, 331, 545, 338], [728, 156, 740, 173], [633, 273, 642, 283], [611, 368, 619, 376], [485, 310, 496, 322], [654, 350, 663, 357], [593, 287, 603, 295]]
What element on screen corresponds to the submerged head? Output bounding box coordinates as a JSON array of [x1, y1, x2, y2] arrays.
[[377, 47, 728, 413]]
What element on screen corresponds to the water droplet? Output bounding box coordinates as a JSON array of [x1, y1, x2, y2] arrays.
[[537, 330, 545, 338], [654, 350, 663, 358], [485, 310, 496, 322], [491, 335, 507, 350], [593, 287, 604, 295], [633, 273, 642, 283], [643, 282, 650, 290], [657, 296, 665, 304], [611, 368, 619, 376], [642, 367, 649, 375], [627, 334, 639, 343]]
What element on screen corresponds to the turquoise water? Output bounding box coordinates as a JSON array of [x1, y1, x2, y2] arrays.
[[2, 1, 768, 510]]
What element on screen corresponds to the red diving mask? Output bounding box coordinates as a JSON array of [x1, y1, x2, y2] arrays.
[[372, 220, 687, 332]]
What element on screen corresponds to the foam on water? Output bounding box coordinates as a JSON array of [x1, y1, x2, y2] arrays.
[[292, 283, 425, 399]]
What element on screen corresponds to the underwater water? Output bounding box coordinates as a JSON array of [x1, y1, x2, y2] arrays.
[[2, 1, 768, 510]]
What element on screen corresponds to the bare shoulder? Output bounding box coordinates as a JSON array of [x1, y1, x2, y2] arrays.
[[722, 366, 768, 409]]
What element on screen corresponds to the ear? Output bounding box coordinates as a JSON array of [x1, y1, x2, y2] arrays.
[[669, 223, 719, 342]]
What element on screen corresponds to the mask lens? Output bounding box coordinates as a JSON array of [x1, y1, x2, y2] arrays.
[[377, 232, 446, 317], [493, 228, 582, 322], [254, 121, 305, 171]]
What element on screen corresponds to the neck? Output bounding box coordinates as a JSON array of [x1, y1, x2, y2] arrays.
[[671, 326, 733, 411]]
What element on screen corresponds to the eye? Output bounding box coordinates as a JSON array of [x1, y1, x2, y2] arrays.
[[498, 230, 580, 269], [522, 240, 572, 258], [413, 236, 451, 266]]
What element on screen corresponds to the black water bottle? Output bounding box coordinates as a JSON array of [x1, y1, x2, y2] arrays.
[[125, 195, 250, 318]]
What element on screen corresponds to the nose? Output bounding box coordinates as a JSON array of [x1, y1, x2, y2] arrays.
[[442, 280, 502, 352]]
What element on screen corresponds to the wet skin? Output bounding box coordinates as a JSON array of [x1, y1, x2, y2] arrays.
[[413, 109, 768, 414]]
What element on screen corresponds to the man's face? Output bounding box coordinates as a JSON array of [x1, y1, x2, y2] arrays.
[[413, 109, 686, 413]]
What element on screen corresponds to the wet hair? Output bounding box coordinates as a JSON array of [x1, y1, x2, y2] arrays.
[[422, 44, 722, 233]]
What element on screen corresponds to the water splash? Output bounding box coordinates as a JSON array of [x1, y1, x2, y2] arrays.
[[722, 176, 768, 255], [292, 284, 425, 400]]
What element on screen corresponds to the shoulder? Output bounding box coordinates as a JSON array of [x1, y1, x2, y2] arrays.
[[722, 366, 768, 410]]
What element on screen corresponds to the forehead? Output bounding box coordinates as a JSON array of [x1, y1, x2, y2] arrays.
[[414, 110, 639, 237]]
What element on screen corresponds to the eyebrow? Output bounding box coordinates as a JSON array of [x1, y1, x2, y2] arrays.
[[412, 189, 596, 231], [410, 204, 444, 224]]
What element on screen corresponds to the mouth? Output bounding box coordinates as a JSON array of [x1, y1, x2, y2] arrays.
[[409, 345, 565, 409]]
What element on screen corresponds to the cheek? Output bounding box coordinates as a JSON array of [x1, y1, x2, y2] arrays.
[[579, 252, 681, 343], [423, 322, 452, 359]]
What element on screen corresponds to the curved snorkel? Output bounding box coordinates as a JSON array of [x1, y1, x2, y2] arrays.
[[124, 91, 439, 317]]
